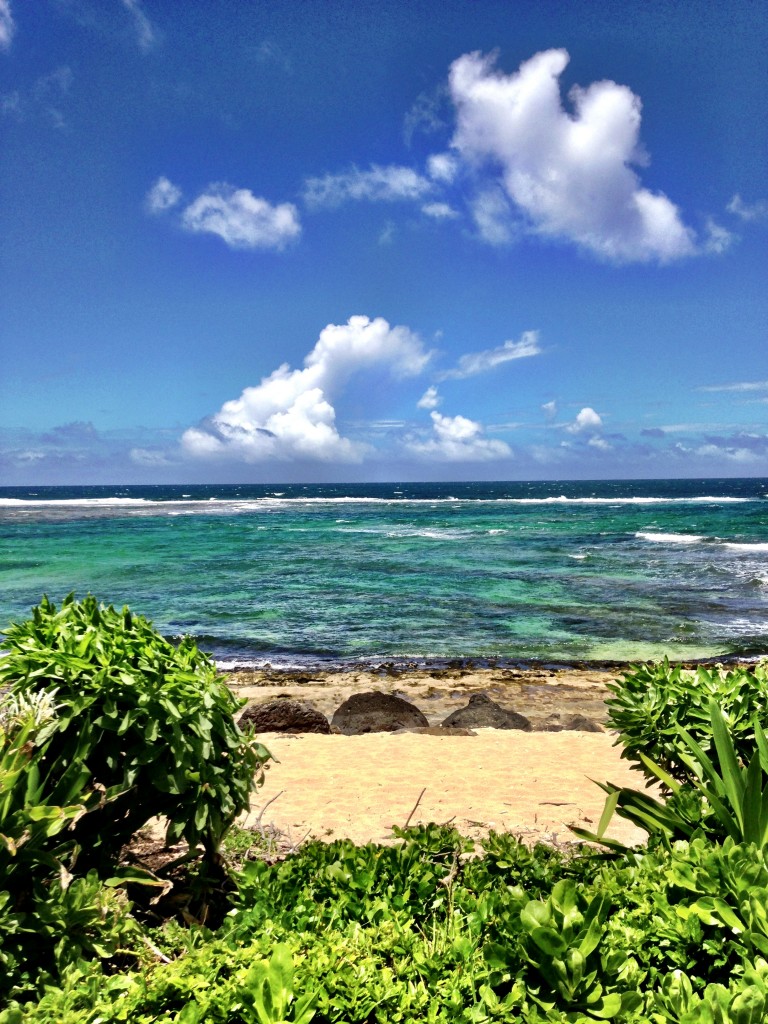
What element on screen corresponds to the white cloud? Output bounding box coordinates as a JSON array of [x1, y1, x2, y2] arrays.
[[695, 443, 757, 463], [703, 218, 734, 254], [405, 411, 512, 462], [120, 0, 157, 53], [727, 194, 768, 222], [588, 435, 612, 451], [303, 164, 432, 207], [181, 315, 430, 464], [181, 185, 301, 250], [567, 407, 603, 433], [404, 88, 448, 146], [699, 380, 768, 393], [422, 202, 460, 220], [0, 0, 14, 51], [145, 176, 182, 214], [427, 152, 459, 183], [130, 447, 174, 466], [417, 386, 441, 409], [470, 189, 516, 245], [439, 330, 541, 380], [542, 400, 557, 419], [447, 48, 697, 263]]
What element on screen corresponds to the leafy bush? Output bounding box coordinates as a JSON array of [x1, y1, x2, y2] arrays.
[[0, 595, 271, 1003], [606, 659, 768, 784], [0, 696, 140, 1001], [0, 594, 270, 864], [578, 701, 768, 851]]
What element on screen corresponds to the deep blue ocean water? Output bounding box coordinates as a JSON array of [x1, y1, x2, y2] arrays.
[[1, 479, 767, 668]]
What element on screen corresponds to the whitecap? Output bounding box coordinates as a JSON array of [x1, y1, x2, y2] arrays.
[[636, 532, 705, 544]]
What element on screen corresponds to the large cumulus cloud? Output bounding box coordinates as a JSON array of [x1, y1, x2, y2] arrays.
[[181, 316, 430, 463], [448, 48, 697, 263]]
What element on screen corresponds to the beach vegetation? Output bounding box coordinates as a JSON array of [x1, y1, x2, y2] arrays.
[[3, 610, 768, 1021], [0, 594, 271, 862], [0, 595, 270, 1004], [605, 659, 768, 784]]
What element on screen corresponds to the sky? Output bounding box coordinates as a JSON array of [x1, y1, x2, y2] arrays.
[[1, 0, 766, 485]]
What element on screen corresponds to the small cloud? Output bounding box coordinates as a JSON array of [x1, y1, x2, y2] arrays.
[[439, 330, 541, 380], [703, 218, 734, 254], [417, 386, 441, 410], [403, 86, 449, 146], [588, 435, 612, 451], [699, 379, 768, 393], [727, 194, 768, 223], [303, 164, 432, 208], [181, 184, 301, 250], [0, 0, 14, 51], [120, 0, 158, 53], [39, 421, 98, 445], [542, 400, 557, 420], [422, 201, 460, 220], [427, 152, 459, 184], [31, 65, 73, 129], [406, 411, 512, 462], [130, 447, 175, 466], [145, 176, 182, 214], [470, 189, 516, 245], [567, 407, 603, 433], [378, 220, 396, 246]]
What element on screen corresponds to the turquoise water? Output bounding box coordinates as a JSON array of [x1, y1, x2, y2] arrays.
[[1, 479, 767, 667]]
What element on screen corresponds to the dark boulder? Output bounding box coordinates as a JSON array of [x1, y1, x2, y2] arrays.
[[441, 693, 531, 731], [239, 698, 331, 734], [331, 691, 429, 735]]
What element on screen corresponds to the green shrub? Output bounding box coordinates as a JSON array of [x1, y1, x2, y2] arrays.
[[606, 660, 768, 784], [0, 695, 142, 1001], [0, 594, 270, 864], [578, 702, 768, 851]]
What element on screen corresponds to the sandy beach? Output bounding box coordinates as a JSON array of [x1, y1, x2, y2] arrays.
[[229, 663, 653, 849]]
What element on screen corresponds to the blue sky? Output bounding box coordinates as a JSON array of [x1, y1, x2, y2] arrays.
[[1, 0, 766, 484]]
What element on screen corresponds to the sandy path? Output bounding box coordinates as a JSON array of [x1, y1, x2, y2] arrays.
[[244, 729, 650, 849]]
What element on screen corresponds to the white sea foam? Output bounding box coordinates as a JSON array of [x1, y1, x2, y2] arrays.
[[636, 532, 705, 544], [0, 497, 163, 507], [724, 542, 768, 552], [0, 493, 755, 512]]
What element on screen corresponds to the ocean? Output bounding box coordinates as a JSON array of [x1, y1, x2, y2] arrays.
[[1, 479, 767, 668]]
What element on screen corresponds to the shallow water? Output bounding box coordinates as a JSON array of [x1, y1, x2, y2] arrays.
[[1, 478, 767, 666]]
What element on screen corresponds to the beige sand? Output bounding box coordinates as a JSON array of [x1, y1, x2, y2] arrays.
[[244, 729, 650, 849], [231, 665, 652, 849]]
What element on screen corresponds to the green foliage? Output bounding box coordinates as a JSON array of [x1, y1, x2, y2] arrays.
[[0, 693, 141, 1001], [0, 594, 271, 860], [0, 595, 271, 1004], [10, 652, 768, 1021], [605, 659, 768, 784], [578, 702, 768, 850]]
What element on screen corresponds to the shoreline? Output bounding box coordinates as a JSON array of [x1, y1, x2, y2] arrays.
[[225, 657, 762, 730], [227, 663, 618, 730]]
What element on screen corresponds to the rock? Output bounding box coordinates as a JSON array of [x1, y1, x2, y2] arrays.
[[534, 713, 604, 733], [239, 697, 331, 734], [440, 693, 531, 731], [331, 691, 429, 735]]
